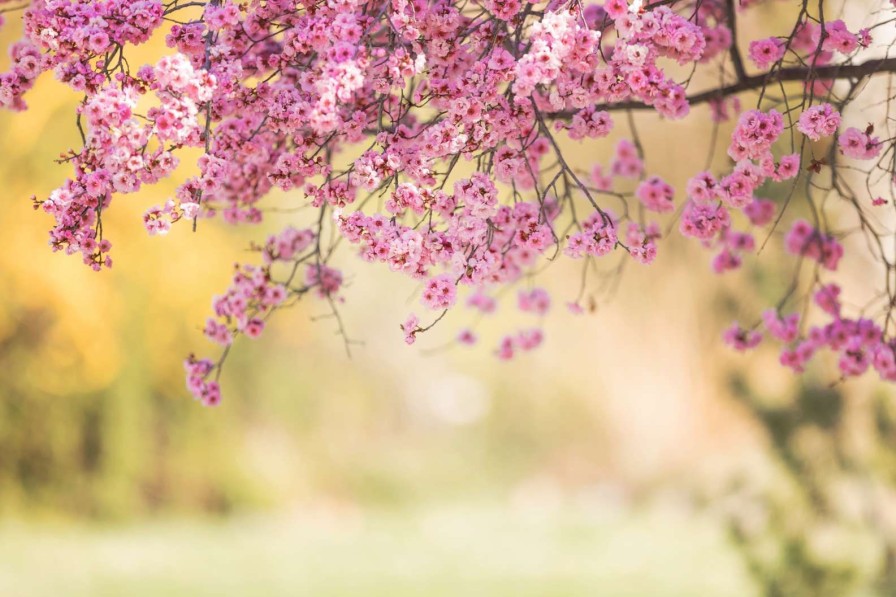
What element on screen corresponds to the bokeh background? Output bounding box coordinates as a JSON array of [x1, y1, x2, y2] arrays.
[[2, 2, 896, 596]]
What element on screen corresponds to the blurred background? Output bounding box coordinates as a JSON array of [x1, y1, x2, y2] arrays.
[[2, 2, 896, 596]]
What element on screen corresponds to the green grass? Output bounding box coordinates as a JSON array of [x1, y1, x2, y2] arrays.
[[0, 503, 757, 596]]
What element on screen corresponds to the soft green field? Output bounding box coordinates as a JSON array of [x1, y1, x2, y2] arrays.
[[0, 504, 756, 597]]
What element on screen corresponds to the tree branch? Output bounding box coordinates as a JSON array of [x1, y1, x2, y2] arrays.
[[552, 57, 896, 117], [724, 0, 747, 83]]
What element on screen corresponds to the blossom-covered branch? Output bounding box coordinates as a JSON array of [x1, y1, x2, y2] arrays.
[[2, 0, 896, 404], [552, 55, 896, 115]]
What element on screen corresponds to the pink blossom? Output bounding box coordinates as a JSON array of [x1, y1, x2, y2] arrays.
[[680, 201, 730, 241], [814, 284, 841, 316], [421, 274, 457, 310], [762, 309, 800, 343], [797, 104, 841, 141], [784, 219, 843, 270], [306, 264, 344, 298], [518, 288, 551, 316], [822, 20, 859, 55], [457, 329, 478, 345], [748, 38, 785, 70], [728, 109, 784, 161], [636, 176, 675, 213], [723, 324, 762, 351], [744, 198, 776, 226], [401, 314, 420, 345], [839, 127, 881, 160]]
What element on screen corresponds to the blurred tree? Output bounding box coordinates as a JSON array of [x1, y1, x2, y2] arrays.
[[721, 377, 896, 597]]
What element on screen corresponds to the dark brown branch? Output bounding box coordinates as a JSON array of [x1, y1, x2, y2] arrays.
[[552, 57, 896, 117], [724, 0, 747, 82]]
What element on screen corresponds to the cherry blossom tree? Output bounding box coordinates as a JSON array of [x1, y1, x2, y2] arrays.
[[2, 0, 896, 404]]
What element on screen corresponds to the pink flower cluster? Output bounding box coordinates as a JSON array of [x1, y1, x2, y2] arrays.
[[712, 229, 755, 274], [678, 105, 803, 275], [204, 264, 288, 346], [636, 177, 675, 213], [496, 328, 544, 360], [184, 356, 221, 407], [797, 104, 841, 141], [566, 212, 619, 258], [467, 291, 498, 314], [763, 309, 800, 343], [22, 0, 163, 92], [421, 275, 457, 310], [518, 288, 551, 316], [512, 10, 602, 99], [723, 324, 762, 351], [626, 222, 660, 265], [0, 41, 41, 110], [680, 200, 731, 240], [184, 226, 321, 403], [779, 310, 893, 381], [37, 54, 213, 269], [728, 109, 784, 161], [743, 198, 776, 226], [839, 127, 881, 160], [821, 20, 862, 55], [565, 108, 613, 140], [748, 37, 785, 70], [725, 285, 896, 384], [784, 220, 843, 271], [144, 199, 189, 236], [611, 140, 644, 179], [306, 264, 344, 299], [401, 313, 420, 346]]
